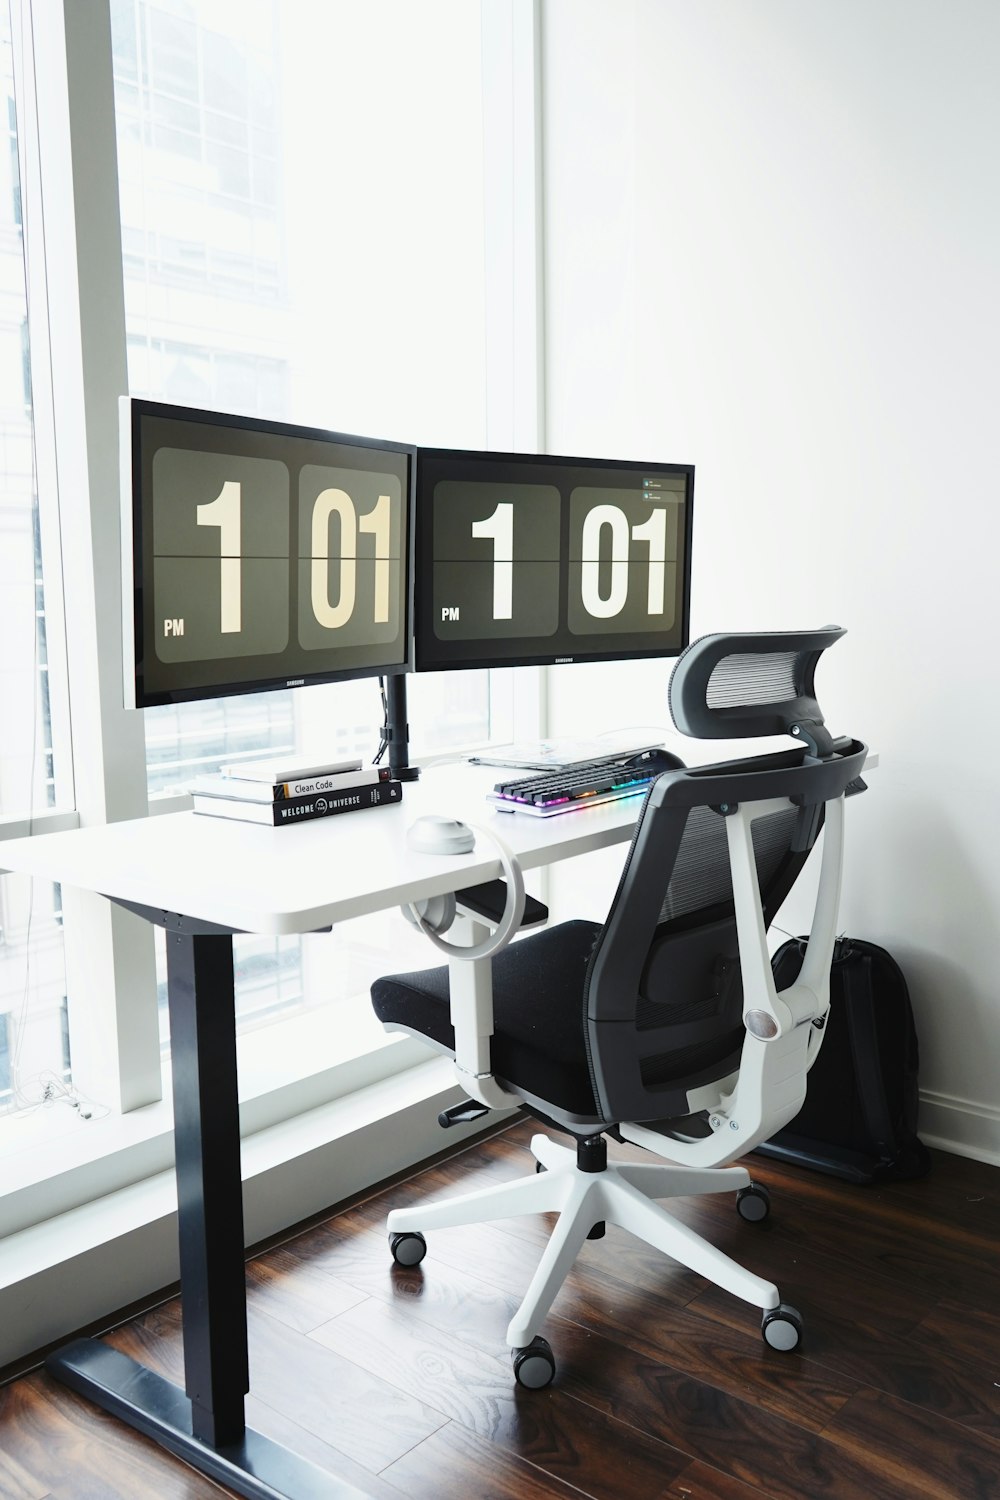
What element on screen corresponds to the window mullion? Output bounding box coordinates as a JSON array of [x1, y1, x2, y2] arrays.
[[13, 0, 160, 1113]]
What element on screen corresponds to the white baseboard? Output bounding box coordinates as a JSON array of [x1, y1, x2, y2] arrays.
[[918, 1088, 1000, 1167], [0, 1059, 514, 1373]]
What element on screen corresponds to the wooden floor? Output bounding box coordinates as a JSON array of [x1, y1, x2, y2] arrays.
[[2, 1118, 999, 1500]]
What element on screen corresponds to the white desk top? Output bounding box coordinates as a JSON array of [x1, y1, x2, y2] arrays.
[[0, 763, 642, 936], [2, 739, 873, 936]]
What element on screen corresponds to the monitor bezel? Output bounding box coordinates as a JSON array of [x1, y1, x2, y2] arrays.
[[413, 446, 694, 673], [121, 397, 415, 710]]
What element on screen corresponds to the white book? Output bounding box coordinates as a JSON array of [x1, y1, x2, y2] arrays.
[[189, 766, 390, 802], [216, 754, 362, 783]]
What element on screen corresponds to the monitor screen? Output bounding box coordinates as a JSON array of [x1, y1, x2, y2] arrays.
[[413, 448, 693, 672], [122, 399, 413, 708]]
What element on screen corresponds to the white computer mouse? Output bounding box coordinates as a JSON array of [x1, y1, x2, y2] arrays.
[[407, 815, 476, 855]]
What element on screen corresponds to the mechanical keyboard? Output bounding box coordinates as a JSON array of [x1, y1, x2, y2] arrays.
[[489, 749, 680, 817]]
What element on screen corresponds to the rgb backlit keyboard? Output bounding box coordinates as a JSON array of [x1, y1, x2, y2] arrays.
[[489, 753, 669, 817]]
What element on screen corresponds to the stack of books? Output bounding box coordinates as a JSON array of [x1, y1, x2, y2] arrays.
[[189, 755, 402, 826]]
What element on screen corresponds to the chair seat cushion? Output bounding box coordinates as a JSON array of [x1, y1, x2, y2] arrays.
[[371, 919, 602, 1116]]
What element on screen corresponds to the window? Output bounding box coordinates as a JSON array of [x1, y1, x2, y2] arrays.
[[1, 0, 540, 1168]]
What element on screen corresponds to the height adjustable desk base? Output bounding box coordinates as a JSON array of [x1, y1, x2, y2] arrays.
[[1, 776, 653, 1496], [46, 1340, 360, 1500], [43, 903, 359, 1500]]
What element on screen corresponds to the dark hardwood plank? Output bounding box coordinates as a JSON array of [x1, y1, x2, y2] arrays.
[[739, 1157, 1000, 1307], [671, 1460, 779, 1499], [766, 1146, 1000, 1237], [567, 1296, 856, 1434], [245, 1243, 368, 1333], [0, 1371, 231, 1499], [677, 1210, 933, 1342], [691, 1277, 1000, 1437], [309, 1292, 584, 1433], [109, 1309, 405, 1499], [0, 1393, 52, 1500], [380, 1421, 583, 1500], [909, 1293, 1000, 1373], [552, 1319, 925, 1500], [298, 1223, 529, 1357], [110, 1300, 449, 1476], [822, 1385, 1000, 1500], [310, 1296, 695, 1500]]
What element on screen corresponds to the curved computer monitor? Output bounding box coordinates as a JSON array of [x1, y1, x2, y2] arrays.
[[122, 398, 414, 708], [413, 447, 693, 672]]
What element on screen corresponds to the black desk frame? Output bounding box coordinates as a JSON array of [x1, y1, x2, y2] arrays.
[[46, 905, 367, 1500]]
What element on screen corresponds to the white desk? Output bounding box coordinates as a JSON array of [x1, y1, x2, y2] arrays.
[[1, 763, 640, 934], [0, 762, 644, 1500]]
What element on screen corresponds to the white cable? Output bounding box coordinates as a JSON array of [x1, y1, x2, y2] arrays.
[[405, 823, 526, 962]]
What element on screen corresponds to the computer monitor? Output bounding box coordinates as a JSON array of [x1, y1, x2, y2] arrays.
[[121, 399, 413, 708], [413, 447, 693, 672]]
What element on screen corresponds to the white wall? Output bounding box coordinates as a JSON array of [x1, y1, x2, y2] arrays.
[[540, 0, 1000, 1160]]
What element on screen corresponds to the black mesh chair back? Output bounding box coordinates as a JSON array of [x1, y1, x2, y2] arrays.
[[583, 627, 862, 1129]]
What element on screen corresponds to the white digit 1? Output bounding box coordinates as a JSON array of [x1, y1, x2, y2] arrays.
[[631, 507, 667, 615], [196, 480, 242, 633], [580, 504, 629, 618], [471, 501, 513, 620], [311, 488, 356, 628], [359, 493, 391, 624]]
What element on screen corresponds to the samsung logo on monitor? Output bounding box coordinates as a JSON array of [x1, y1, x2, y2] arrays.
[[285, 678, 305, 687], [555, 657, 574, 664]]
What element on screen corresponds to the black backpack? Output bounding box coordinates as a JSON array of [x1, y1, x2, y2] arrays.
[[756, 936, 931, 1183]]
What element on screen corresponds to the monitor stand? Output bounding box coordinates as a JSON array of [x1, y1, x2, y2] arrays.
[[382, 675, 420, 780]]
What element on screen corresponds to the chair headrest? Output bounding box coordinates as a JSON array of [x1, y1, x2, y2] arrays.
[[668, 626, 845, 754]]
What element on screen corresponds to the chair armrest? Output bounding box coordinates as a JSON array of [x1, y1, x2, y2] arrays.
[[456, 879, 548, 928]]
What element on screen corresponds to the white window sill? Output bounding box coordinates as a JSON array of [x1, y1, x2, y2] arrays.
[[0, 808, 81, 839], [1, 1006, 431, 1239]]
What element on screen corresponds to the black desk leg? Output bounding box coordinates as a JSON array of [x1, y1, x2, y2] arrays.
[[46, 923, 368, 1500], [167, 928, 249, 1445]]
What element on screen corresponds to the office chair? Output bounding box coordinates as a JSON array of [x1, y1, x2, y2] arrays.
[[372, 628, 867, 1388]]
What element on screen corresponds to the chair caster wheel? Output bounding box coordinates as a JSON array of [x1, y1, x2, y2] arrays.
[[389, 1230, 427, 1267], [761, 1302, 803, 1351], [736, 1182, 771, 1222], [512, 1336, 555, 1389]]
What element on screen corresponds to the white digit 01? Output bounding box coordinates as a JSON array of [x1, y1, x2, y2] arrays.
[[580, 504, 629, 618], [581, 503, 668, 618], [471, 501, 513, 620], [311, 490, 393, 629], [196, 479, 242, 633]]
